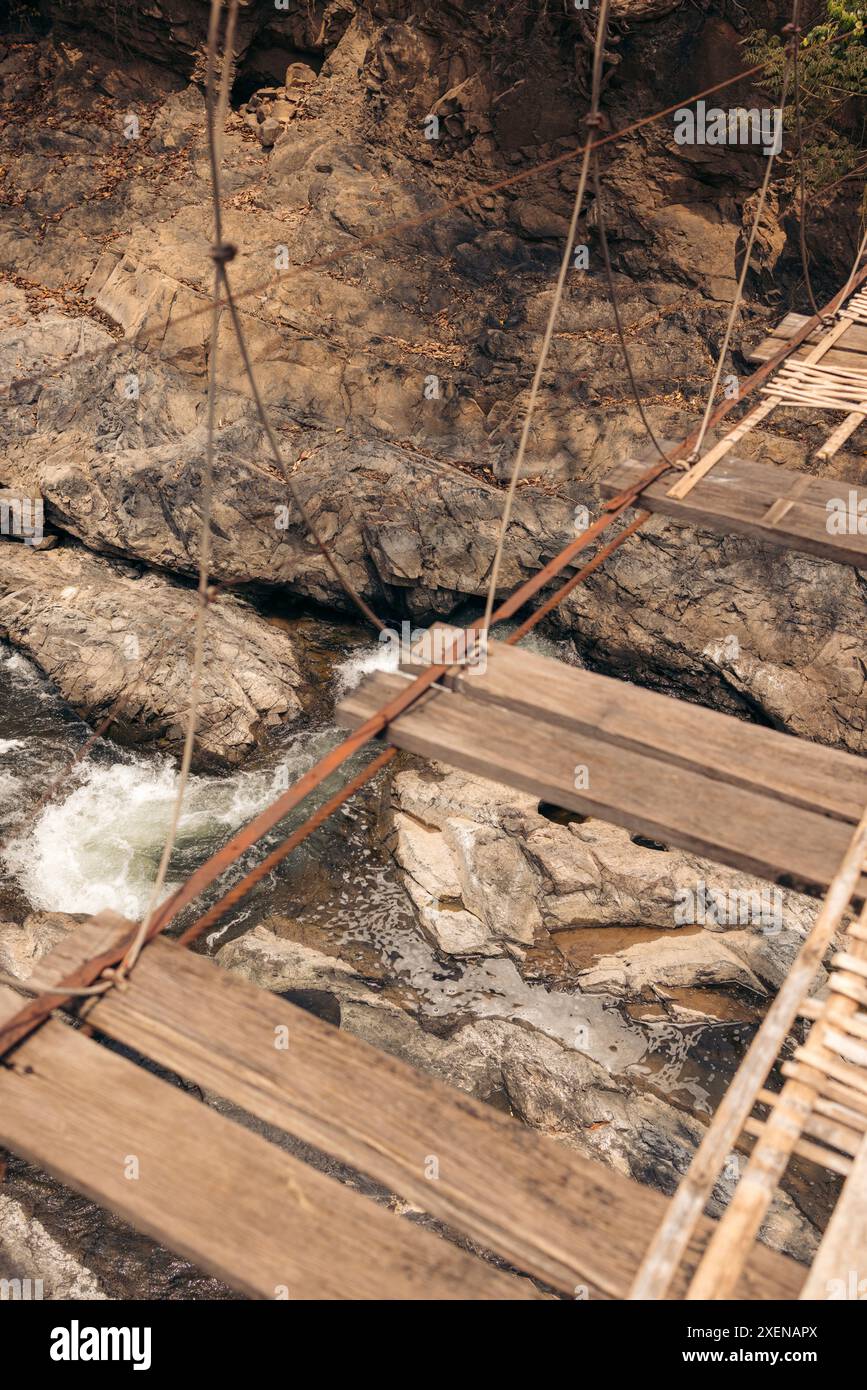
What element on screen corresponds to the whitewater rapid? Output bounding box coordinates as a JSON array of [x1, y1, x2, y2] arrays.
[[0, 638, 399, 921]]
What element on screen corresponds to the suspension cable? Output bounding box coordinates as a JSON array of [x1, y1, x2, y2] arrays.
[[477, 0, 612, 642]]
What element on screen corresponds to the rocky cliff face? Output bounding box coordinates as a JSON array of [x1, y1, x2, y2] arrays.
[[2, 0, 864, 754]]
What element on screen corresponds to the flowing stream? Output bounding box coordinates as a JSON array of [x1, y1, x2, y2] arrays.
[[0, 620, 833, 1294], [0, 622, 755, 1107]]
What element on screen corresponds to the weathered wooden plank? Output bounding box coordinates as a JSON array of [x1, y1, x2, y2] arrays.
[[799, 1133, 867, 1299], [338, 671, 867, 898], [442, 640, 866, 827], [614, 446, 860, 509], [766, 310, 867, 349], [601, 455, 867, 567], [748, 311, 867, 365], [749, 343, 867, 373], [0, 1005, 536, 1301], [15, 920, 799, 1300]]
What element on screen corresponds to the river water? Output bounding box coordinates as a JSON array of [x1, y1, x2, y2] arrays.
[[0, 620, 757, 1111], [1, 622, 836, 1291]]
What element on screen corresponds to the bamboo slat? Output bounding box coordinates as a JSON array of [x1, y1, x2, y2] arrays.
[[799, 1134, 867, 1299]]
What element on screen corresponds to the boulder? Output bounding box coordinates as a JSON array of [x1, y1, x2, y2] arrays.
[[0, 1195, 107, 1300], [577, 931, 767, 998], [258, 117, 282, 149], [0, 911, 88, 980], [388, 764, 824, 991], [0, 543, 309, 766]]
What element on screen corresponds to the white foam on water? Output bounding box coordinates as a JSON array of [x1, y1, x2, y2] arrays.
[[2, 754, 281, 919], [2, 650, 40, 685], [333, 638, 400, 698], [0, 770, 22, 828], [333, 625, 571, 701]]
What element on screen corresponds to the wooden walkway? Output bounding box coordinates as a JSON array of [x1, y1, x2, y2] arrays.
[[749, 310, 867, 374], [631, 810, 867, 1300], [1, 270, 865, 1302], [0, 914, 802, 1300], [337, 639, 867, 897], [602, 450, 867, 568]]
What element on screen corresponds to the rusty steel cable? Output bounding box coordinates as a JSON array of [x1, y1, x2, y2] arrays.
[[1, 254, 866, 1051], [2, 31, 867, 1045]]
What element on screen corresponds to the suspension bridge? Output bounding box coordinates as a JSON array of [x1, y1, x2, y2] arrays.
[[0, 0, 866, 1301]]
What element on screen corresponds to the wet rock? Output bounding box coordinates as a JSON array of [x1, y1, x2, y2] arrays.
[[0, 1194, 107, 1300], [216, 925, 504, 1095], [0, 911, 90, 981], [577, 931, 767, 999], [0, 543, 309, 766], [389, 764, 822, 991]]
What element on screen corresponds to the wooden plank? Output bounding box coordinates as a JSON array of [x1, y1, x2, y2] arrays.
[[601, 454, 867, 568], [616, 446, 861, 510], [749, 342, 867, 373], [799, 1133, 867, 1298], [441, 639, 866, 827], [338, 671, 867, 897], [0, 1005, 536, 1301], [19, 920, 802, 1300], [748, 311, 867, 365]]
